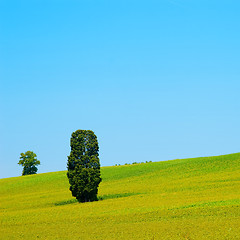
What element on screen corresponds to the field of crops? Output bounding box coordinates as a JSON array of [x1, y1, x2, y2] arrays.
[[1, 153, 240, 239]]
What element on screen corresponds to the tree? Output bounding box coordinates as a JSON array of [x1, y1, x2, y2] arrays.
[[18, 151, 40, 176], [67, 130, 102, 202]]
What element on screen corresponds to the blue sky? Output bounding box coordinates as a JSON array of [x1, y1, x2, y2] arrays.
[[0, 0, 240, 178]]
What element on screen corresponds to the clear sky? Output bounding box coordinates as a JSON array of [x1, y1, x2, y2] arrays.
[[0, 0, 240, 178]]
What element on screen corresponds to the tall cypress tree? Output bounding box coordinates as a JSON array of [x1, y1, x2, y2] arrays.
[[67, 130, 102, 202]]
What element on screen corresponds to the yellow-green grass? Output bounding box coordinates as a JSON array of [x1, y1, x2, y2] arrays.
[[1, 153, 240, 239]]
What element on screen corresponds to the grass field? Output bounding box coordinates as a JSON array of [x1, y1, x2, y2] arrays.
[[1, 153, 240, 239]]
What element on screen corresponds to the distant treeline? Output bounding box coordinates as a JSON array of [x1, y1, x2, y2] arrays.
[[115, 161, 152, 166]]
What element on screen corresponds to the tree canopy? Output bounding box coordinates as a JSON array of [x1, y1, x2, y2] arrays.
[[18, 151, 40, 176], [67, 130, 102, 202]]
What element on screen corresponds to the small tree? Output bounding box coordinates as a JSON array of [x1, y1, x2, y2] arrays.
[[67, 130, 102, 202], [18, 151, 40, 176]]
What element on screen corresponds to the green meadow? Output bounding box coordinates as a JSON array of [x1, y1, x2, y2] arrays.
[[1, 153, 240, 239]]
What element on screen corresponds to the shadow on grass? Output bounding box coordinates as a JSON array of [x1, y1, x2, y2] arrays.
[[98, 192, 140, 201], [54, 192, 140, 206], [55, 199, 78, 206]]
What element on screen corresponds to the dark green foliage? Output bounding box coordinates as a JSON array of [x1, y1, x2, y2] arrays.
[[18, 151, 40, 176], [67, 130, 102, 202]]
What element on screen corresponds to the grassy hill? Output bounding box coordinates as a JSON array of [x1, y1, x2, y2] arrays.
[[1, 153, 240, 239]]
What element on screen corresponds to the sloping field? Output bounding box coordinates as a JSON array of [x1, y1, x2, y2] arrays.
[[0, 153, 240, 239]]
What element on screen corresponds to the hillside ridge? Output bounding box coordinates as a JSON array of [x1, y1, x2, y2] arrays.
[[1, 152, 239, 239]]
